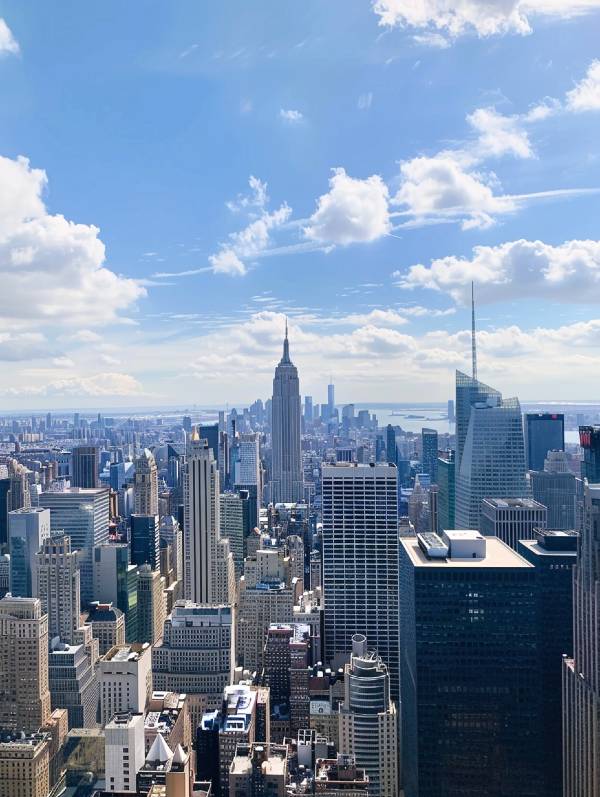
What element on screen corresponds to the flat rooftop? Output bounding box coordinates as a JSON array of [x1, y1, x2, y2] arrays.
[[104, 643, 150, 662], [519, 539, 577, 558], [401, 536, 533, 569], [483, 497, 545, 510]]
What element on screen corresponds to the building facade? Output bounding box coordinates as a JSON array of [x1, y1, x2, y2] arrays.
[[321, 463, 399, 699], [270, 326, 303, 504]]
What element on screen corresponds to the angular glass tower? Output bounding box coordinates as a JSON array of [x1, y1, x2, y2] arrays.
[[455, 371, 528, 530], [270, 325, 303, 504]]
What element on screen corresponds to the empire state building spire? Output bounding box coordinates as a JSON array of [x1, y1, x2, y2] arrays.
[[281, 316, 291, 364], [270, 320, 303, 504]]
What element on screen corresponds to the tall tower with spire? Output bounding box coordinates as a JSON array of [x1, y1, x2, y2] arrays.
[[270, 321, 303, 504]]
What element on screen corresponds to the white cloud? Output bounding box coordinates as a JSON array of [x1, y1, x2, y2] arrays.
[[393, 154, 514, 229], [372, 0, 600, 39], [467, 107, 533, 159], [0, 19, 19, 56], [0, 332, 49, 361], [304, 168, 391, 244], [280, 109, 304, 123], [397, 238, 600, 303], [0, 372, 142, 397], [209, 249, 246, 276], [208, 203, 292, 276], [0, 154, 145, 327], [566, 59, 600, 111], [413, 31, 451, 48], [70, 329, 103, 343], [337, 309, 410, 327], [226, 175, 269, 212], [357, 92, 374, 110]]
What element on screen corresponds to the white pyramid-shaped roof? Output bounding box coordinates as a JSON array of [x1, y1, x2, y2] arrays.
[[172, 744, 187, 765], [146, 732, 173, 764]]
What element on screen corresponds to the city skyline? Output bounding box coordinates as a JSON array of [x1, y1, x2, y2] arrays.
[[0, 4, 600, 407]]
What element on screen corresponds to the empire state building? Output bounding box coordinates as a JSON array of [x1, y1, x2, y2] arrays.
[[270, 322, 303, 504]]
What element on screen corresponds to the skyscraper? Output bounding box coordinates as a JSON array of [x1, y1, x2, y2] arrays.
[[199, 423, 220, 465], [563, 483, 600, 795], [579, 424, 600, 482], [421, 427, 438, 483], [183, 432, 234, 605], [530, 469, 578, 530], [400, 531, 543, 797], [35, 535, 81, 644], [524, 412, 564, 471], [436, 451, 455, 533], [304, 395, 313, 422], [327, 381, 335, 420], [455, 371, 528, 530], [0, 459, 31, 547], [130, 514, 160, 570], [480, 497, 547, 551], [136, 564, 166, 645], [338, 634, 398, 797], [519, 529, 576, 797], [270, 323, 303, 504], [322, 463, 399, 699], [133, 449, 159, 516], [39, 487, 110, 606], [386, 424, 396, 464], [70, 446, 99, 489], [152, 601, 234, 727], [8, 507, 51, 598], [0, 595, 51, 733], [93, 543, 138, 641]]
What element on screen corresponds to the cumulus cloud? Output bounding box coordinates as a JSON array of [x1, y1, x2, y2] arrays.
[[566, 59, 600, 111], [467, 107, 533, 159], [0, 154, 145, 327], [280, 109, 304, 122], [397, 238, 600, 303], [0, 19, 19, 56], [393, 154, 514, 229], [304, 168, 391, 244], [372, 0, 600, 40]]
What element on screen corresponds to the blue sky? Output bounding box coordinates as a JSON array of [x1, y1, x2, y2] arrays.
[[1, 1, 600, 408]]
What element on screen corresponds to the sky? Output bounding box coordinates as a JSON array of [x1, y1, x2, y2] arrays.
[[1, 1, 600, 410]]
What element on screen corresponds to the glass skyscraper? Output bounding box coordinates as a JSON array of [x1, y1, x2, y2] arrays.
[[455, 371, 528, 530], [524, 412, 564, 471]]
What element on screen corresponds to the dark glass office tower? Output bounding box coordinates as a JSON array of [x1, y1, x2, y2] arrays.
[[71, 445, 99, 488], [579, 425, 600, 482], [525, 413, 564, 471], [530, 470, 578, 529], [519, 529, 576, 797], [386, 424, 397, 464], [436, 451, 455, 533], [421, 428, 439, 483], [130, 514, 160, 570], [199, 423, 220, 466], [563, 483, 600, 794], [400, 531, 543, 797]]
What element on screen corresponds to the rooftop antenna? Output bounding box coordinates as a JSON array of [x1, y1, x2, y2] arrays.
[[471, 281, 478, 381]]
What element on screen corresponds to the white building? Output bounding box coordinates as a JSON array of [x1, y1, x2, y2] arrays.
[[134, 449, 159, 516], [321, 463, 399, 698], [183, 433, 234, 606], [99, 643, 152, 727], [39, 488, 110, 605], [35, 535, 80, 644], [104, 712, 145, 794], [339, 635, 398, 797], [152, 601, 234, 729]]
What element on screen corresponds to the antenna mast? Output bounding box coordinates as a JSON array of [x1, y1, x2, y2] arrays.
[[471, 281, 478, 381]]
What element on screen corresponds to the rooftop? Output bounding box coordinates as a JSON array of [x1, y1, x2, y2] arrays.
[[104, 642, 150, 662], [483, 497, 545, 510], [402, 536, 533, 569]]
